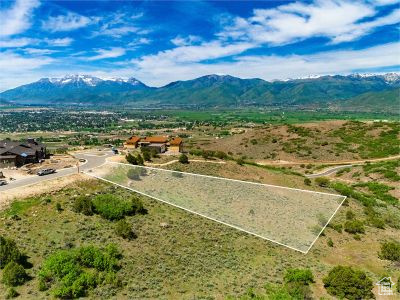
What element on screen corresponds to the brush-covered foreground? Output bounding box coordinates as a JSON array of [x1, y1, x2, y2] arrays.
[[0, 167, 399, 299]]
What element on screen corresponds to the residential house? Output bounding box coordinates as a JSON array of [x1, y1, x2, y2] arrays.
[[139, 136, 168, 153], [0, 138, 47, 167], [169, 137, 183, 152], [123, 135, 183, 153], [124, 136, 140, 149]]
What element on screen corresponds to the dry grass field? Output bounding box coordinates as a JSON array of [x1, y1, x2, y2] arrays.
[[189, 121, 399, 163]]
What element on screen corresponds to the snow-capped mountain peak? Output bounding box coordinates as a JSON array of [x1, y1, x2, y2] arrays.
[[39, 75, 146, 87]]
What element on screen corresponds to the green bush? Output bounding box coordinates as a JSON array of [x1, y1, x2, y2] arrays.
[[73, 196, 93, 215], [0, 236, 23, 269], [283, 268, 314, 299], [315, 177, 330, 187], [142, 151, 151, 161], [379, 241, 400, 262], [327, 238, 334, 247], [2, 261, 27, 286], [179, 153, 189, 164], [344, 220, 365, 234], [5, 288, 19, 299], [136, 154, 144, 165], [304, 178, 311, 186], [323, 266, 373, 300], [91, 194, 146, 221], [284, 268, 314, 285], [92, 194, 135, 221], [115, 219, 137, 240], [329, 223, 343, 233], [125, 153, 138, 165], [346, 210, 355, 220], [38, 244, 121, 298]]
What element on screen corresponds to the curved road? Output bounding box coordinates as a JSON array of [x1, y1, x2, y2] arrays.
[[305, 164, 354, 178], [0, 151, 114, 192]]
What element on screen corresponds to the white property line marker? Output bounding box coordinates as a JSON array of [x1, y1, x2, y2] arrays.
[[84, 162, 346, 254]]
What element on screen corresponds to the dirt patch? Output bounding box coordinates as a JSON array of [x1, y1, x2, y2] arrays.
[[0, 174, 87, 210]]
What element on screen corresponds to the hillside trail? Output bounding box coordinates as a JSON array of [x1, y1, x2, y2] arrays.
[[256, 154, 400, 166], [146, 159, 226, 167], [257, 154, 400, 178]]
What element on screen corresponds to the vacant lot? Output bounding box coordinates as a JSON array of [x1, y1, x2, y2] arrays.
[[0, 166, 398, 299], [190, 121, 400, 163]]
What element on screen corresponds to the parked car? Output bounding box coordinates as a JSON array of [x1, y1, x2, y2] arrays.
[[0, 180, 7, 186], [37, 168, 56, 176]]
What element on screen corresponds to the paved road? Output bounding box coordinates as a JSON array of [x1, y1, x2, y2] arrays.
[[0, 151, 113, 192], [306, 164, 354, 178]]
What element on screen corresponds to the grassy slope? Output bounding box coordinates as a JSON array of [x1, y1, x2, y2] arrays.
[[190, 121, 400, 162], [338, 88, 400, 113], [0, 162, 399, 299]]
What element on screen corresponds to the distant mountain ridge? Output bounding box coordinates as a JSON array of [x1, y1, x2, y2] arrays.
[[1, 73, 399, 111]]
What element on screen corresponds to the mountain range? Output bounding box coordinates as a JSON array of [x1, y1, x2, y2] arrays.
[[1, 73, 399, 112]]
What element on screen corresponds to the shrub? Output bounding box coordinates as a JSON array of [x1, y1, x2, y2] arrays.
[[125, 153, 138, 165], [284, 268, 314, 299], [304, 178, 311, 186], [327, 238, 334, 247], [142, 151, 151, 162], [92, 194, 135, 221], [284, 268, 314, 285], [5, 288, 19, 299], [0, 236, 23, 269], [136, 154, 144, 166], [323, 266, 373, 300], [215, 151, 228, 159], [344, 220, 365, 234], [398, 277, 400, 293], [38, 244, 121, 298], [236, 158, 244, 165], [56, 203, 62, 212], [329, 223, 343, 233], [179, 154, 189, 164], [315, 177, 330, 187], [115, 219, 137, 240], [73, 196, 93, 216], [2, 261, 27, 286], [379, 241, 400, 262], [346, 210, 355, 220], [127, 168, 147, 180]]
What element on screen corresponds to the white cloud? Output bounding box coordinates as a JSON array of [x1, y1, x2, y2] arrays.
[[171, 35, 203, 46], [219, 0, 400, 45], [0, 51, 54, 91], [0, 0, 40, 37], [97, 25, 140, 37], [127, 38, 152, 48], [134, 41, 254, 66], [42, 12, 94, 32], [130, 42, 400, 86], [44, 38, 73, 47], [86, 48, 126, 61], [0, 38, 37, 48], [24, 48, 59, 55]]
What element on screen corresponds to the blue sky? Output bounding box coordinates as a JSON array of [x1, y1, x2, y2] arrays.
[[0, 0, 399, 90]]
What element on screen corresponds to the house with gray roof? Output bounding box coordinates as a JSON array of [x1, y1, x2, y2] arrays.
[[0, 138, 47, 167]]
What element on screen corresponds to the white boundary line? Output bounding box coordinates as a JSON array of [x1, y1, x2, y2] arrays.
[[84, 171, 310, 254], [84, 162, 347, 254], [106, 161, 342, 197], [304, 195, 347, 253]]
